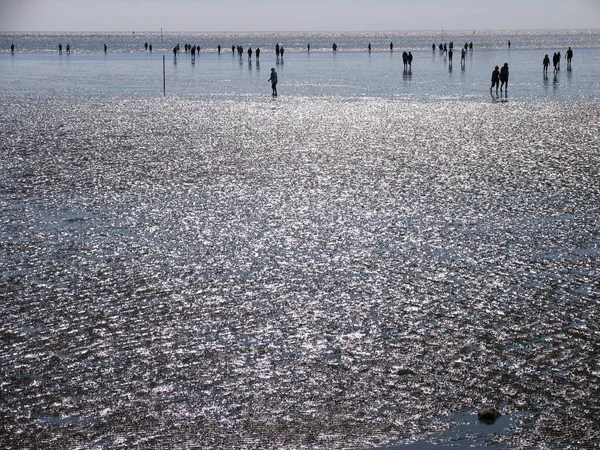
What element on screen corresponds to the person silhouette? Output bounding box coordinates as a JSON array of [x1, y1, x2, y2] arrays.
[[11, 43, 14, 54], [448, 48, 453, 68], [104, 43, 107, 53], [268, 68, 278, 96], [390, 42, 393, 51], [508, 40, 511, 49], [432, 43, 436, 51], [149, 44, 152, 52], [275, 43, 280, 58], [307, 43, 310, 52], [543, 54, 550, 73], [490, 65, 500, 96], [256, 47, 260, 59], [66, 44, 70, 54], [500, 63, 509, 94], [461, 48, 465, 65], [280, 46, 284, 59], [218, 44, 221, 54], [408, 51, 413, 69], [333, 42, 337, 51], [232, 45, 235, 53], [402, 51, 408, 71], [247, 47, 252, 59], [566, 47, 573, 69], [368, 43, 372, 52], [58, 43, 62, 54]]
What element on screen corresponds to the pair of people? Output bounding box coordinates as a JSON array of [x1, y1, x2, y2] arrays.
[[490, 63, 509, 95]]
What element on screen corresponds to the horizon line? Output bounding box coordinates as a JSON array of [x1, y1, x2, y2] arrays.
[[2, 27, 600, 34]]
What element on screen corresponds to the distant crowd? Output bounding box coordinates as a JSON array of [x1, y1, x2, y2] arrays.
[[7, 40, 575, 98]]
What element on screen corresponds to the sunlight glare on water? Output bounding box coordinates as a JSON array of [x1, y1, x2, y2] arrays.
[[1, 29, 600, 449]]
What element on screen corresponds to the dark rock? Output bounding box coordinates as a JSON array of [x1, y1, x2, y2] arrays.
[[477, 407, 501, 423]]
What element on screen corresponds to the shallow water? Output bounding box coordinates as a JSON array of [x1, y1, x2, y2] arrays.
[[1, 31, 600, 449]]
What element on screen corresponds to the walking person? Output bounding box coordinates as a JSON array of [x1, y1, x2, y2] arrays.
[[565, 47, 573, 69], [543, 54, 550, 73], [490, 65, 500, 97], [500, 63, 509, 95], [11, 43, 15, 54], [268, 68, 278, 96]]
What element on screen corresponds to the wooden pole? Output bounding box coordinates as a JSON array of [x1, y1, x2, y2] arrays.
[[163, 55, 166, 96]]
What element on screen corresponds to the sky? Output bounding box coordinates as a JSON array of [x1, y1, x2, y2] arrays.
[[1, 0, 599, 32]]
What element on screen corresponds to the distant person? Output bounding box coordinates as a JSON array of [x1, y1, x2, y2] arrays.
[[469, 42, 473, 50], [461, 48, 466, 65], [464, 42, 468, 52], [333, 42, 337, 51], [149, 44, 152, 52], [443, 43, 447, 54], [275, 43, 280, 58], [368, 43, 372, 52], [268, 68, 278, 96], [218, 44, 221, 54], [448, 48, 453, 68], [58, 43, 62, 54], [390, 42, 393, 51], [104, 43, 107, 53], [232, 45, 235, 53], [247, 47, 252, 59], [402, 51, 408, 70], [552, 52, 559, 72], [66, 44, 70, 54], [191, 45, 196, 60], [145, 42, 148, 50], [566, 47, 573, 68], [439, 43, 443, 51], [256, 47, 260, 59], [173, 46, 178, 58], [500, 62, 509, 94], [280, 46, 284, 59], [307, 43, 310, 52], [408, 51, 413, 69], [11, 43, 14, 54], [432, 43, 435, 51], [508, 40, 511, 49], [490, 65, 500, 95], [543, 54, 550, 73], [556, 51, 561, 70]]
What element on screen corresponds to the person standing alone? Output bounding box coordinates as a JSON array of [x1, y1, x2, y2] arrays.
[[268, 68, 278, 96]]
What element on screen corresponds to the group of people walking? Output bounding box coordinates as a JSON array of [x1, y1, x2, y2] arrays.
[[543, 47, 573, 73]]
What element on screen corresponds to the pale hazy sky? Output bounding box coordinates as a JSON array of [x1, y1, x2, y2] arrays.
[[1, 0, 599, 32]]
